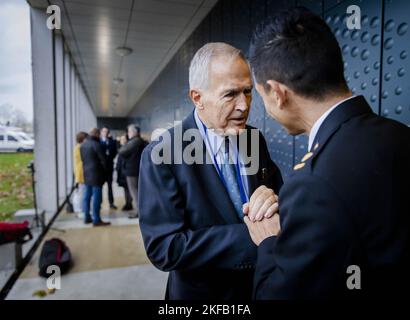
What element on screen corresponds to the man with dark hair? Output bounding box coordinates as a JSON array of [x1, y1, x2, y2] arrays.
[[80, 128, 111, 226], [244, 7, 410, 298], [249, 7, 348, 103], [100, 126, 118, 209]]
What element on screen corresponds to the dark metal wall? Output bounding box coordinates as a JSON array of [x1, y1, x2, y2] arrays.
[[97, 116, 141, 131], [129, 0, 410, 179]]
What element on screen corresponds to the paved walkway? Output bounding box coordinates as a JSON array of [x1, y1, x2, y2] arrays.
[[6, 183, 168, 300]]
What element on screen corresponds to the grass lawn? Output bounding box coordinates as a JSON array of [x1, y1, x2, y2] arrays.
[[0, 152, 34, 221]]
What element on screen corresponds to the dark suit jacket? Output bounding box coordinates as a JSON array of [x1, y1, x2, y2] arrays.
[[116, 154, 127, 187], [254, 95, 410, 299], [100, 137, 117, 174], [138, 111, 283, 300], [119, 136, 147, 177], [80, 137, 107, 187]]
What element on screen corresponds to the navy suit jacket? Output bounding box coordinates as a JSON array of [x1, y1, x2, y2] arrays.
[[138, 111, 283, 300], [254, 96, 410, 299], [100, 137, 117, 173], [80, 137, 107, 187]]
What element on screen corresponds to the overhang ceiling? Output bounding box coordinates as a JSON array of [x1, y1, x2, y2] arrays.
[[28, 0, 217, 117]]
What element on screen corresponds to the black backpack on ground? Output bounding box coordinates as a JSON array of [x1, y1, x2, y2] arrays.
[[38, 238, 72, 278]]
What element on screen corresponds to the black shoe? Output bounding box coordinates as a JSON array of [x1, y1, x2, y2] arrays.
[[122, 204, 133, 211], [110, 204, 118, 209], [84, 219, 92, 224], [93, 221, 111, 227]]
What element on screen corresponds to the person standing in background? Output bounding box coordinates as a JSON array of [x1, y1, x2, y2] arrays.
[[81, 128, 111, 226], [116, 134, 133, 211], [118, 125, 147, 219], [73, 131, 88, 217], [100, 127, 118, 209]]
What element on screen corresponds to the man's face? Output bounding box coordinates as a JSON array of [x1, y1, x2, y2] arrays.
[[128, 128, 136, 139], [120, 135, 127, 145], [101, 128, 109, 138], [199, 57, 253, 135]]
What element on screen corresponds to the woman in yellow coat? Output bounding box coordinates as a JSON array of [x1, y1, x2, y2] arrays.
[[73, 132, 88, 214]]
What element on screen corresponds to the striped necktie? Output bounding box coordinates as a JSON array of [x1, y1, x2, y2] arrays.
[[219, 137, 244, 220]]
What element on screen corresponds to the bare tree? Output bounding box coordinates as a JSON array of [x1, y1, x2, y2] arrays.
[[0, 103, 32, 131]]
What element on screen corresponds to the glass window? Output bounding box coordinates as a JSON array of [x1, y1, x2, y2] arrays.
[[17, 133, 29, 140], [0, 135, 4, 141], [7, 135, 18, 142]]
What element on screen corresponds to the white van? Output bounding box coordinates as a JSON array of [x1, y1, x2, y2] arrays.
[[0, 130, 35, 152]]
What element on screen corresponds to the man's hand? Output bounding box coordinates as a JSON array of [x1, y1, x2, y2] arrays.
[[244, 214, 281, 246], [242, 185, 279, 221]]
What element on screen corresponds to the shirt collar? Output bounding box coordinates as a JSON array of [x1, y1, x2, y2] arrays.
[[308, 95, 356, 151], [194, 108, 226, 156]]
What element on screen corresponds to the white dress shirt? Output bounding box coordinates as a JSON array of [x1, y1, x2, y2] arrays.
[[194, 108, 249, 200]]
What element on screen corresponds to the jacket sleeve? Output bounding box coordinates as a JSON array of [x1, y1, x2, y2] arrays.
[[138, 146, 257, 272], [254, 173, 354, 299], [73, 144, 84, 184], [73, 145, 80, 175], [95, 143, 107, 171], [119, 138, 139, 158], [115, 155, 121, 171], [111, 140, 118, 159], [259, 131, 283, 193]]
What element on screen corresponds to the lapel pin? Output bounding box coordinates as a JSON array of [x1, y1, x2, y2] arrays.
[[301, 152, 313, 162], [293, 162, 305, 170], [261, 168, 267, 180]]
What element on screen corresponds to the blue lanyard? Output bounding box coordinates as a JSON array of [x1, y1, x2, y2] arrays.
[[201, 122, 249, 204]]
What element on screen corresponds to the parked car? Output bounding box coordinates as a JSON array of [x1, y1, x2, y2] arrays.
[[0, 130, 35, 152]]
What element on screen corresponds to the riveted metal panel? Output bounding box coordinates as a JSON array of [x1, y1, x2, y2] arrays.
[[222, 0, 233, 42], [324, 0, 383, 114], [247, 0, 266, 134], [265, 118, 295, 178], [297, 0, 323, 14], [209, 0, 224, 42], [231, 0, 252, 52], [381, 0, 410, 125]]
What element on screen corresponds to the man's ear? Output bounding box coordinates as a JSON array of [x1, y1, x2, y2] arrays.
[[266, 80, 288, 110], [189, 89, 204, 109]]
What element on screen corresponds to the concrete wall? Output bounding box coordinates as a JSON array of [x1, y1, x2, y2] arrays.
[[31, 8, 96, 214]]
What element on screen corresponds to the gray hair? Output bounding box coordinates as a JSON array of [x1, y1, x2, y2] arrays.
[[189, 42, 245, 90], [127, 124, 140, 134]]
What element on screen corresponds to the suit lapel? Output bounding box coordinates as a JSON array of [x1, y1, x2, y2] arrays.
[[242, 127, 261, 197], [182, 111, 241, 224], [246, 173, 259, 198]]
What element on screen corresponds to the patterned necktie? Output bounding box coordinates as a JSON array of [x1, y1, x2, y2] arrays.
[[220, 137, 244, 220]]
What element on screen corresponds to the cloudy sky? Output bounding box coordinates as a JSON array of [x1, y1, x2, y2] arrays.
[[0, 0, 33, 122]]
